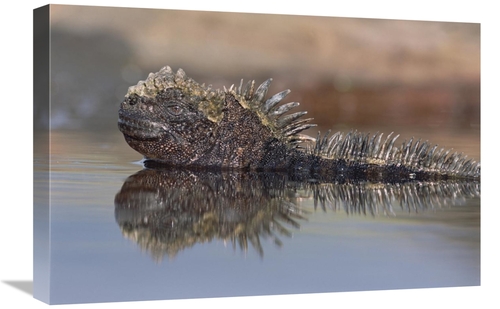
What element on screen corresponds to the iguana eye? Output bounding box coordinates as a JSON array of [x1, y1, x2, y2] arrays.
[[166, 103, 184, 116]]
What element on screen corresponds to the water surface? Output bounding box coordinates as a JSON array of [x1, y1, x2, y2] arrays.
[[34, 129, 480, 304]]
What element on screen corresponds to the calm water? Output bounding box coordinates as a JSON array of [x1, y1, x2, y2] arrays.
[[34, 129, 480, 305]]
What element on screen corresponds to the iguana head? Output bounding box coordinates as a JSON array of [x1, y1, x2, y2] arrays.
[[118, 66, 315, 166], [118, 67, 220, 165]]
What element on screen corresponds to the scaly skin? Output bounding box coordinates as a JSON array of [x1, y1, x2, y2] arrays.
[[118, 66, 480, 181]]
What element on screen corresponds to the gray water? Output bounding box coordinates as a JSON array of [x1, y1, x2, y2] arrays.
[[34, 129, 480, 305]]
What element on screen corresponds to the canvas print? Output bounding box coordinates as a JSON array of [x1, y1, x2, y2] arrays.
[[33, 4, 480, 305]]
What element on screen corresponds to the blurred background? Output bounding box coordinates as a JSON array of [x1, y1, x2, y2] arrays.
[[40, 4, 480, 150]]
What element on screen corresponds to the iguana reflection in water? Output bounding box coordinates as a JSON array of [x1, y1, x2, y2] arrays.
[[114, 167, 480, 262]]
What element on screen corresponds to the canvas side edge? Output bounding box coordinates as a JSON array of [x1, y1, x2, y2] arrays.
[[33, 4, 51, 305]]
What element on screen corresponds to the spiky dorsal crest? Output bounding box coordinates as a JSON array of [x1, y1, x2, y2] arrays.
[[126, 67, 315, 144], [309, 130, 480, 179], [229, 78, 317, 147]]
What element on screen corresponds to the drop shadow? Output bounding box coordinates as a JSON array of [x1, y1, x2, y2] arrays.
[[3, 281, 33, 296]]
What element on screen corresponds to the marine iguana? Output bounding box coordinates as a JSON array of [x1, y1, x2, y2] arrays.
[[118, 66, 480, 181]]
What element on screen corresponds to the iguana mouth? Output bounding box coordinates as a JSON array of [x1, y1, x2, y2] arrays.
[[118, 110, 186, 144], [118, 111, 164, 140]]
